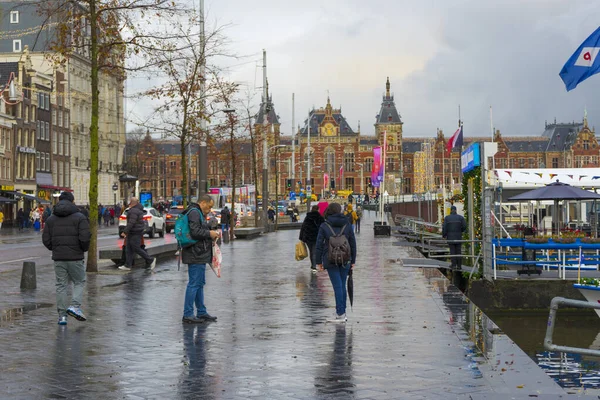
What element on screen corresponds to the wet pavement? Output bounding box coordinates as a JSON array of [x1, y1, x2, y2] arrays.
[[0, 211, 577, 399]]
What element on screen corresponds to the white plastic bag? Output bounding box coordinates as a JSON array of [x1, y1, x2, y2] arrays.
[[210, 242, 222, 277]]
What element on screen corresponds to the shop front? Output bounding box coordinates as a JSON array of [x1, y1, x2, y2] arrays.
[[0, 184, 17, 226]]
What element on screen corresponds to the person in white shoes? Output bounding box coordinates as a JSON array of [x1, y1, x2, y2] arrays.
[[315, 203, 356, 323], [42, 191, 91, 325]]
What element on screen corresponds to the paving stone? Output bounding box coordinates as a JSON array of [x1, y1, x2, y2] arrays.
[[0, 213, 575, 398]]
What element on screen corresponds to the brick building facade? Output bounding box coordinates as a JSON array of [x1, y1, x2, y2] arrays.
[[129, 79, 598, 201]]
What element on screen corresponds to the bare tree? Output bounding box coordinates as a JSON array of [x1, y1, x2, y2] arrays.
[[30, 0, 192, 271], [139, 12, 237, 208]]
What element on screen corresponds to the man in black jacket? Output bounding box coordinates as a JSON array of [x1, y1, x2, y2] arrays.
[[182, 195, 221, 324], [299, 205, 325, 271], [120, 196, 155, 271], [442, 205, 467, 270], [42, 191, 91, 325]]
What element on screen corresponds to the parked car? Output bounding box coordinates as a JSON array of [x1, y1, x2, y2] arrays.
[[165, 206, 185, 233], [165, 206, 221, 233], [118, 207, 165, 238]]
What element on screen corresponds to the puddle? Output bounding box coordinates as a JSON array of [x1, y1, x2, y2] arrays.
[[0, 302, 53, 322]]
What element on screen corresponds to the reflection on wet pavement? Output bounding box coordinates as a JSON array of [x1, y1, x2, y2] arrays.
[[0, 212, 565, 398]]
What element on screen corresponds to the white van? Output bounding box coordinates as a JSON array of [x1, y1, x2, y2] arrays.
[[224, 203, 250, 217]]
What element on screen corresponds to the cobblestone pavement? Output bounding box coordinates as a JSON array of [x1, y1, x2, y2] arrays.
[[0, 212, 570, 399]]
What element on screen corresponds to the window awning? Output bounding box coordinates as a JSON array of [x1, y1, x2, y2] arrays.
[[11, 192, 51, 204]]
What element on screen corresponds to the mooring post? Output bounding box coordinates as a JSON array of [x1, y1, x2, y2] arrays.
[[20, 261, 36, 290]]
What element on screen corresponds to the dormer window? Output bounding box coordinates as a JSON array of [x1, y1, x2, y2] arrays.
[[584, 139, 590, 150]]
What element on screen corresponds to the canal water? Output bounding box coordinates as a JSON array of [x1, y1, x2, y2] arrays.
[[489, 309, 600, 392]]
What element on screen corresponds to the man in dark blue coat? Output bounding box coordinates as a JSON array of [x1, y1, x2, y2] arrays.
[[442, 205, 467, 270], [182, 195, 221, 324], [42, 191, 91, 325]]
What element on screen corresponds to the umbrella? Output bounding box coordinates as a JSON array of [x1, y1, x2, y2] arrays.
[[508, 181, 600, 201], [508, 181, 600, 235], [347, 268, 353, 309]]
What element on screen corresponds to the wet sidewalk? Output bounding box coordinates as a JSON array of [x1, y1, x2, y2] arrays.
[[0, 213, 575, 399]]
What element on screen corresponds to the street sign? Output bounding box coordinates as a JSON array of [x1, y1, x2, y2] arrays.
[[394, 178, 402, 183], [306, 185, 311, 192], [289, 191, 297, 200]]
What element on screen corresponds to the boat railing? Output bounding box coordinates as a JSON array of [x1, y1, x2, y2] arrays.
[[545, 297, 600, 357]]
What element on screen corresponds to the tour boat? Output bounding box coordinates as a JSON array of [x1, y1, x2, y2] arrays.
[[573, 283, 600, 318]]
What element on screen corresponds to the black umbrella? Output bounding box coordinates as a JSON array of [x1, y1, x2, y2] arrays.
[[347, 268, 353, 309], [508, 181, 600, 201]]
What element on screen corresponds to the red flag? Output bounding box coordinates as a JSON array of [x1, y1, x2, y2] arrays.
[[446, 126, 463, 155]]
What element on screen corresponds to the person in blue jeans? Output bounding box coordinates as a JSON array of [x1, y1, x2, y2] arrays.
[[182, 195, 220, 324], [315, 202, 357, 323]]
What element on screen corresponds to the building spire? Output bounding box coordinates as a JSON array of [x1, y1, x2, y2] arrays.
[[386, 77, 390, 98], [584, 106, 589, 128]]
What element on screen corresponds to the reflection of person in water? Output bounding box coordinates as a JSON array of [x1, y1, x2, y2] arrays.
[[295, 270, 328, 331], [46, 327, 85, 398], [179, 324, 214, 399], [315, 324, 355, 397]]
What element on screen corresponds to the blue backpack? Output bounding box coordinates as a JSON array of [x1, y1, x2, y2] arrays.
[[174, 208, 201, 249]]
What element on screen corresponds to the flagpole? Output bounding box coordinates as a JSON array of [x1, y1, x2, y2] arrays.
[[379, 131, 387, 219], [442, 128, 446, 215]]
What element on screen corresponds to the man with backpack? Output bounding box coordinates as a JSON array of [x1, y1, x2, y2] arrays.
[[315, 202, 357, 323], [181, 195, 220, 324]]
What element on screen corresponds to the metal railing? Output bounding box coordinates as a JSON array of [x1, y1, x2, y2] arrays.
[[545, 297, 600, 357]]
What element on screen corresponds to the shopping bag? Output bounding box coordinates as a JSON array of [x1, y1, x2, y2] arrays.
[[295, 241, 308, 261], [210, 242, 222, 277]]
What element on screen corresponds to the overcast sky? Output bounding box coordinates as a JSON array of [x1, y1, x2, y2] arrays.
[[126, 0, 600, 139]]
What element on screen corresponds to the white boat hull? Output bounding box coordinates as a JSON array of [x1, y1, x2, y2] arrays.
[[574, 284, 600, 318]]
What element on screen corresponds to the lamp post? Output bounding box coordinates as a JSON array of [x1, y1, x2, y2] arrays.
[[112, 183, 118, 206]]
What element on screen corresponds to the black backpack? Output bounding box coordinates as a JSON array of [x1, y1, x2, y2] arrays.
[[325, 223, 351, 265]]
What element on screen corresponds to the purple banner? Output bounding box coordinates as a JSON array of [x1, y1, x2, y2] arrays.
[[372, 146, 382, 187]]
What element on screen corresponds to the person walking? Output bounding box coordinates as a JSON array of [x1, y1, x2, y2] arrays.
[[355, 206, 362, 233], [267, 206, 276, 223], [344, 204, 358, 229], [17, 208, 25, 230], [220, 206, 231, 235], [120, 196, 156, 271], [442, 205, 467, 270], [292, 204, 300, 223], [299, 205, 325, 272], [0, 207, 3, 230], [316, 203, 357, 323], [32, 208, 41, 231], [42, 192, 91, 325], [182, 194, 221, 324]]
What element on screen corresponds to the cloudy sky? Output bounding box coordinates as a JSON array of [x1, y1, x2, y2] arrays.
[[127, 0, 600, 139]]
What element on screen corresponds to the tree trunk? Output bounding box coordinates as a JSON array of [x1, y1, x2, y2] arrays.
[[86, 0, 99, 272], [180, 128, 187, 207]]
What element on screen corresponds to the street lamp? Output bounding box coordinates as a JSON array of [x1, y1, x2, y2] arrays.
[[112, 183, 118, 206]]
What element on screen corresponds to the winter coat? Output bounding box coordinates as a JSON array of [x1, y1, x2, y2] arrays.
[[299, 211, 325, 244], [182, 204, 213, 264], [315, 213, 357, 269], [442, 212, 467, 242], [221, 208, 231, 225], [124, 203, 146, 234], [42, 200, 91, 261]]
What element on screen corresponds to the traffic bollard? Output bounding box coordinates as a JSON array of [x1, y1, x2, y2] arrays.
[[20, 261, 36, 290]]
